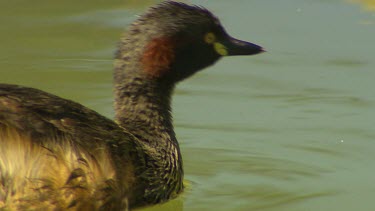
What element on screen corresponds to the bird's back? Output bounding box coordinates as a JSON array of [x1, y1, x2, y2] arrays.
[[0, 1, 264, 209], [0, 84, 139, 210]]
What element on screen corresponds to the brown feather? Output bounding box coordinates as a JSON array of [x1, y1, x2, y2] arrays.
[[0, 127, 127, 210]]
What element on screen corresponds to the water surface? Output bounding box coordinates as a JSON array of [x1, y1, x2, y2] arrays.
[[1, 0, 374, 210]]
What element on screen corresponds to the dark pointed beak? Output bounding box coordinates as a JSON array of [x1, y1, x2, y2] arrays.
[[223, 36, 265, 56]]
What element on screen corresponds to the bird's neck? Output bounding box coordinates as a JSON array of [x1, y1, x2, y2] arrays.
[[113, 70, 184, 201], [114, 74, 176, 146], [113, 30, 185, 200]]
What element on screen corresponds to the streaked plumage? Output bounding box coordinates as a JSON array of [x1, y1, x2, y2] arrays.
[[0, 1, 263, 210]]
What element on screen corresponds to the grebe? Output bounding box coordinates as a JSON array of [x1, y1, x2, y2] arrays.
[[0, 1, 263, 210]]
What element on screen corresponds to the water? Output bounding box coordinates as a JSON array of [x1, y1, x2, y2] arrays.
[[1, 0, 374, 210]]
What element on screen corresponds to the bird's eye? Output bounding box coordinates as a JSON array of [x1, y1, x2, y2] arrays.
[[204, 32, 216, 44]]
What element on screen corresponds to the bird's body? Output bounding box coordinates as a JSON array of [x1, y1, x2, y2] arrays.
[[0, 1, 263, 210], [0, 84, 141, 210]]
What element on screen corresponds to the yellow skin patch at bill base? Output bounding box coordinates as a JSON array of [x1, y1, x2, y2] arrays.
[[204, 32, 228, 56]]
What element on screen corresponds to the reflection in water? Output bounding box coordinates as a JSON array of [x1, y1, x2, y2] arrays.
[[184, 147, 340, 211], [325, 58, 366, 67], [237, 187, 337, 211], [349, 0, 375, 11], [141, 197, 183, 211]]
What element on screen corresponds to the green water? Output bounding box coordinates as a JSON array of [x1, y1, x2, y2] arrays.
[[1, 0, 375, 210]]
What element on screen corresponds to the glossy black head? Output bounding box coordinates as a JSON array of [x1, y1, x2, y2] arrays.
[[116, 1, 264, 83]]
